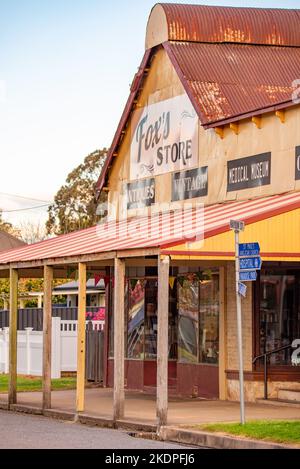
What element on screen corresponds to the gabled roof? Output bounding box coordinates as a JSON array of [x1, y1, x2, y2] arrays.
[[53, 279, 105, 292], [1, 192, 300, 265], [0, 230, 26, 252], [96, 4, 300, 195]]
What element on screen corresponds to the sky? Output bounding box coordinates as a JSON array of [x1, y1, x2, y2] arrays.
[[0, 0, 299, 226]]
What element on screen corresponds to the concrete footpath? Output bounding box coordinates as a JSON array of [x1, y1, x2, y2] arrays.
[[1, 388, 300, 449]]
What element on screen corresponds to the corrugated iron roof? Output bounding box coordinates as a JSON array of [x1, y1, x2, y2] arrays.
[[1, 192, 300, 265], [159, 3, 300, 47], [165, 41, 300, 127]]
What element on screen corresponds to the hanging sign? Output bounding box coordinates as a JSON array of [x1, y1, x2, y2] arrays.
[[171, 167, 208, 201], [227, 152, 271, 192], [126, 178, 155, 209], [130, 94, 198, 180], [295, 146, 300, 180]]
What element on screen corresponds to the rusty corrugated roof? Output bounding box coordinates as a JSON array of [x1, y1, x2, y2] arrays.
[[159, 3, 300, 47], [1, 192, 300, 265], [164, 41, 300, 127]]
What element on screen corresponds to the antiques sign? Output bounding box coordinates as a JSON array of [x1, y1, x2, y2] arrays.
[[295, 146, 300, 180], [130, 94, 198, 180], [172, 167, 208, 201], [126, 178, 155, 209], [227, 152, 271, 192]]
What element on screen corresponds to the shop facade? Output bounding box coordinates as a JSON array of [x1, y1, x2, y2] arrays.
[[97, 4, 300, 402]]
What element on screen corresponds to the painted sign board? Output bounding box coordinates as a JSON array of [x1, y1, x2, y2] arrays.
[[239, 256, 262, 271], [172, 166, 208, 202], [130, 94, 199, 180], [239, 243, 260, 257], [239, 271, 257, 282], [126, 178, 155, 209], [227, 152, 271, 192]]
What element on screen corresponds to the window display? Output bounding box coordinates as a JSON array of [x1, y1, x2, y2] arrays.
[[259, 270, 300, 366]]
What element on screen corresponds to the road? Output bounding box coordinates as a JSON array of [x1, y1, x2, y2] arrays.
[[0, 411, 194, 449]]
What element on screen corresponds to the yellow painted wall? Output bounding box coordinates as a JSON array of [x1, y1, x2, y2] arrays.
[[164, 208, 300, 261], [106, 46, 300, 221]]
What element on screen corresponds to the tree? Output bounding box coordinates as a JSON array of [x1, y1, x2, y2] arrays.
[[46, 149, 107, 235], [0, 210, 20, 238], [18, 221, 48, 244]]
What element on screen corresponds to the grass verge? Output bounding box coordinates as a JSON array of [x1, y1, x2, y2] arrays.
[[194, 420, 300, 444], [0, 374, 76, 393]]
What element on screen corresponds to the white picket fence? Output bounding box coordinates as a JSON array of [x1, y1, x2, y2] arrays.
[[0, 318, 104, 379]]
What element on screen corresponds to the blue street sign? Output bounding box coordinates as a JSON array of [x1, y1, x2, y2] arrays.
[[239, 243, 260, 257], [239, 271, 257, 282], [238, 282, 247, 298], [239, 256, 262, 271]]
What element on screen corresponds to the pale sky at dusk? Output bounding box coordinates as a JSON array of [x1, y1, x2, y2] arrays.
[[0, 0, 299, 225]]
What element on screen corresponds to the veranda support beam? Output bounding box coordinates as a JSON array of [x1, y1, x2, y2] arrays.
[[42, 265, 53, 410], [76, 262, 87, 412], [113, 257, 125, 421], [157, 256, 170, 428], [9, 268, 18, 406]]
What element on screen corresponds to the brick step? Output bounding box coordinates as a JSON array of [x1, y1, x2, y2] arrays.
[[257, 398, 300, 408], [278, 388, 300, 402]]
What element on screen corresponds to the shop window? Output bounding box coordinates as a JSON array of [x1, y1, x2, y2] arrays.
[[127, 279, 145, 359], [178, 277, 199, 363], [259, 270, 300, 366], [178, 271, 220, 365]]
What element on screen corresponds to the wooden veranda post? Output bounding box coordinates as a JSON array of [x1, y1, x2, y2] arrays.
[[42, 265, 53, 409], [76, 263, 87, 412], [9, 268, 18, 406], [157, 256, 170, 427], [113, 257, 125, 421]]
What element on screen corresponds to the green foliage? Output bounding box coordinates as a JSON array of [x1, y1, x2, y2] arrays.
[[46, 149, 107, 235], [199, 420, 300, 444]]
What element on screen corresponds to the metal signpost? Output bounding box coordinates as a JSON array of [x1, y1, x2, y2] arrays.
[[230, 220, 246, 425], [229, 225, 262, 425]]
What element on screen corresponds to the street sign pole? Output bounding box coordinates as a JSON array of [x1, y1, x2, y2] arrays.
[[230, 220, 246, 425], [234, 229, 245, 425]]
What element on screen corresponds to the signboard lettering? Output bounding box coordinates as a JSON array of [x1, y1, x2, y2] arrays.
[[130, 95, 198, 180], [227, 153, 271, 192], [172, 167, 208, 201], [126, 178, 155, 210]]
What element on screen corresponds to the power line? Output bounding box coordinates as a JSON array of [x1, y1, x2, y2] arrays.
[[0, 192, 52, 204], [2, 204, 50, 213]]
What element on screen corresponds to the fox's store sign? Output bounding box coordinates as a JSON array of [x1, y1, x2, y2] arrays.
[[130, 95, 198, 179]]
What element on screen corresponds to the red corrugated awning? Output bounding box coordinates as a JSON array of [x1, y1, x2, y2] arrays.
[[0, 192, 300, 265]]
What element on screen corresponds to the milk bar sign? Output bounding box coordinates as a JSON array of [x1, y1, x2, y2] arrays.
[[130, 95, 198, 180], [126, 178, 155, 209], [227, 152, 271, 192], [172, 167, 208, 201]]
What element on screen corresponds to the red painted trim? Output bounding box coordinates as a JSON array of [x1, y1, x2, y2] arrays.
[[96, 49, 152, 195], [205, 100, 299, 129]]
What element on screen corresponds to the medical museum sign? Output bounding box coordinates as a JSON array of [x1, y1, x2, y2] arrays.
[[227, 152, 271, 192], [130, 95, 198, 180]]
